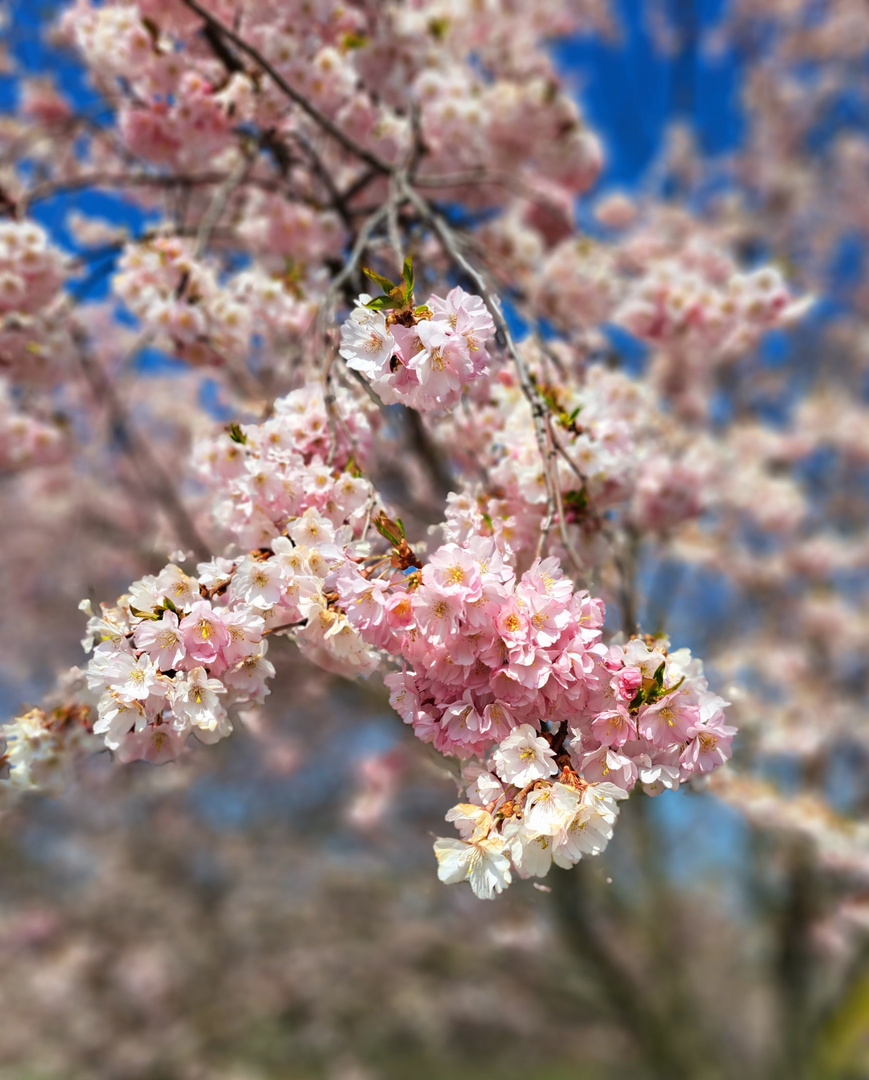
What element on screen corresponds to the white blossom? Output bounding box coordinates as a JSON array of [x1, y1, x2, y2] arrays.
[[491, 723, 558, 786]]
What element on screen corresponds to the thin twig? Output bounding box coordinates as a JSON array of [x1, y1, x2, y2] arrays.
[[544, 413, 585, 576]]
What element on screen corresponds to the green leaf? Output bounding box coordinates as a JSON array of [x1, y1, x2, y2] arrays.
[[363, 266, 397, 294], [228, 421, 247, 444], [395, 517, 406, 538], [130, 606, 160, 621], [629, 688, 646, 711], [541, 388, 559, 414], [642, 661, 673, 707], [402, 257, 414, 299], [364, 295, 404, 311], [373, 514, 402, 546], [563, 488, 589, 511], [162, 597, 179, 614], [568, 405, 582, 423]]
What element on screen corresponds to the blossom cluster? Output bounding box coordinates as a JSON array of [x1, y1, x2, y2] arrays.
[[0, 381, 67, 472], [58, 0, 607, 211], [339, 285, 496, 411], [80, 522, 377, 765], [427, 358, 717, 561], [483, 204, 809, 397], [334, 535, 734, 896], [53, 351, 735, 898], [114, 237, 317, 369], [0, 704, 95, 793], [193, 384, 373, 549], [75, 517, 734, 898], [80, 385, 385, 766], [0, 220, 75, 384], [0, 220, 65, 316], [63, 5, 237, 168], [414, 592, 732, 897], [433, 783, 627, 900], [614, 255, 808, 362]]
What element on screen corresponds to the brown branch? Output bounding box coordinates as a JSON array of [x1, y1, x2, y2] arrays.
[[549, 866, 698, 1080]]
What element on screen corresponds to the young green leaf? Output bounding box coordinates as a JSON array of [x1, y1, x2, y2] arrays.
[[373, 514, 402, 546], [130, 606, 161, 621], [364, 295, 404, 311], [363, 266, 397, 294]]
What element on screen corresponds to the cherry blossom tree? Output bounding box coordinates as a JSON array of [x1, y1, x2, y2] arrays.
[[1, 0, 869, 1074]]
